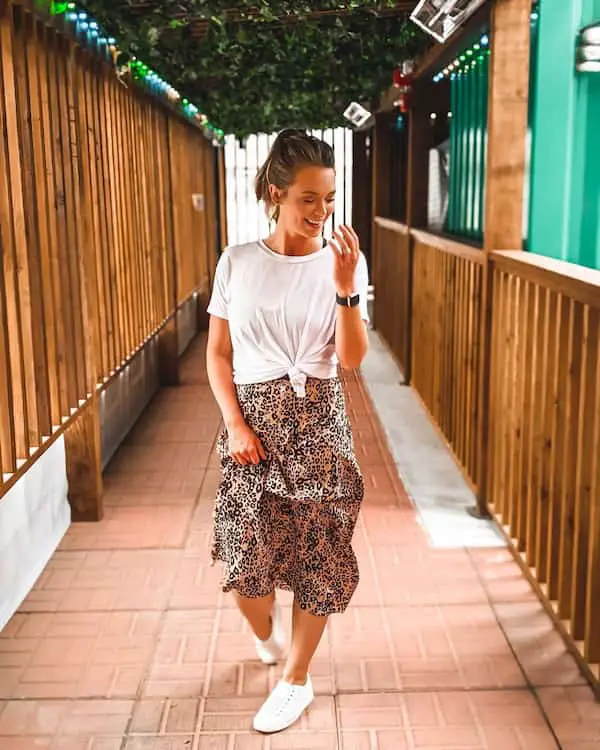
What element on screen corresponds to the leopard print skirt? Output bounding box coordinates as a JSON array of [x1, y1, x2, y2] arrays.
[[211, 376, 364, 616]]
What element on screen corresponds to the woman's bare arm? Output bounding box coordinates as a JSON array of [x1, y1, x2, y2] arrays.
[[206, 315, 266, 465], [206, 316, 245, 429]]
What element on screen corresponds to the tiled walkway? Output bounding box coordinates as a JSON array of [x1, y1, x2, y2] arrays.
[[1, 335, 599, 749]]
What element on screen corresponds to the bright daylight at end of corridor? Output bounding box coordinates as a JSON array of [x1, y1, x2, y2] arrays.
[[0, 0, 600, 748]]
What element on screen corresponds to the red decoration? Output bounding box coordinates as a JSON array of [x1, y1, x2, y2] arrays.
[[393, 61, 414, 112], [392, 68, 414, 91], [397, 92, 411, 113]]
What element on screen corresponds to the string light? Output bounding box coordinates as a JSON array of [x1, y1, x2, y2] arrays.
[[53, 2, 224, 143], [432, 33, 491, 82]]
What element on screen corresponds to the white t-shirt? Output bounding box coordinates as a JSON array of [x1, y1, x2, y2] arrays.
[[207, 239, 370, 396]]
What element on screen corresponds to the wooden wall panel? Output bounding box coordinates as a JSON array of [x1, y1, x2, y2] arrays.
[[0, 2, 220, 513]]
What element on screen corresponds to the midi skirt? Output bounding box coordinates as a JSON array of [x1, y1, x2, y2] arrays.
[[211, 376, 364, 616]]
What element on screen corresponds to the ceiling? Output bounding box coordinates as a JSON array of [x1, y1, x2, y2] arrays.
[[122, 1, 420, 39], [80, 1, 427, 136]]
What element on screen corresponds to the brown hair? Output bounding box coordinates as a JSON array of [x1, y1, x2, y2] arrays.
[[255, 129, 335, 221]]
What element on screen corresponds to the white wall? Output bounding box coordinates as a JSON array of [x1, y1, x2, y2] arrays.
[[0, 437, 70, 630]]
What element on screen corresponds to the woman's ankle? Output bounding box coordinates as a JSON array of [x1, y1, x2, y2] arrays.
[[282, 667, 308, 685]]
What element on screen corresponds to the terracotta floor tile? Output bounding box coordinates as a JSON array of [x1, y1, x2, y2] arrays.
[[200, 695, 336, 740], [0, 612, 160, 698], [337, 691, 558, 749], [538, 686, 600, 749], [371, 547, 489, 606], [469, 549, 538, 603], [168, 559, 225, 610], [19, 550, 183, 613], [494, 601, 586, 686], [0, 699, 131, 749], [59, 506, 194, 551], [2, 336, 600, 749], [123, 738, 194, 749], [330, 604, 526, 691]]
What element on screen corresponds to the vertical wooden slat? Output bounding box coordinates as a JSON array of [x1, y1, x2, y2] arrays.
[[557, 300, 584, 618], [17, 11, 54, 435], [510, 278, 528, 548], [114, 83, 134, 357], [38, 23, 69, 418], [496, 273, 514, 523], [524, 284, 542, 564], [571, 307, 599, 639], [158, 117, 180, 386], [546, 296, 571, 598], [1, 6, 40, 449], [0, 7, 23, 469], [81, 54, 108, 378], [96, 66, 119, 372], [60, 36, 87, 401], [584, 319, 600, 663], [486, 267, 501, 511], [535, 289, 559, 582]]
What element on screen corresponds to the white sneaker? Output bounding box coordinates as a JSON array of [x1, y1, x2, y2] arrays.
[[254, 600, 285, 665], [252, 675, 314, 734]]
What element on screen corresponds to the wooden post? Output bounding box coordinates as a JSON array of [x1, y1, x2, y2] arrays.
[[371, 113, 392, 221], [352, 130, 372, 268], [217, 147, 228, 253], [64, 42, 104, 521], [371, 113, 392, 334], [198, 139, 217, 332], [159, 118, 180, 385], [404, 79, 441, 383], [473, 0, 532, 518], [65, 402, 103, 521], [406, 84, 433, 231]]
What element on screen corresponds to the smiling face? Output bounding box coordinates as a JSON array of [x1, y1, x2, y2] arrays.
[[270, 165, 336, 239]]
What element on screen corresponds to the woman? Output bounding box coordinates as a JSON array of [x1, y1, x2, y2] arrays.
[[206, 128, 369, 734]]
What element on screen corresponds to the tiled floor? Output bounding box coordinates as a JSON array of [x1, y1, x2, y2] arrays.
[[1, 335, 599, 749]]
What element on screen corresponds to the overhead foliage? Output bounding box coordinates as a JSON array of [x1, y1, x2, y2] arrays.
[[78, 1, 426, 137]]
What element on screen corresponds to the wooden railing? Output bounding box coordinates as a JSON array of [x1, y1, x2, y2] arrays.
[[372, 218, 412, 380], [374, 223, 484, 493], [489, 252, 600, 672], [373, 221, 600, 687], [411, 231, 484, 493], [0, 2, 218, 506]]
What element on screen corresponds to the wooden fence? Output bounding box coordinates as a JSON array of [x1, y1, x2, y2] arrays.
[[411, 231, 484, 495], [372, 219, 412, 380], [373, 222, 600, 689], [0, 2, 219, 513], [489, 252, 600, 669]]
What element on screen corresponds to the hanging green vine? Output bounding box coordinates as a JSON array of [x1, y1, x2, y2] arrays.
[[72, 1, 425, 137]]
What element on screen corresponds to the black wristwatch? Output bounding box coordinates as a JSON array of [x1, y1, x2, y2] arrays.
[[336, 292, 360, 308]]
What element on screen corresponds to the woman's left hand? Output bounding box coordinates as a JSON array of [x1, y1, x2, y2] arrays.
[[329, 225, 360, 297]]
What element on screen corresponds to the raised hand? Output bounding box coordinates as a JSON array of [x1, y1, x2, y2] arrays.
[[329, 225, 360, 297]]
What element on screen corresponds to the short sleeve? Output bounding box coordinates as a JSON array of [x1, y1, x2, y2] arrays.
[[207, 250, 231, 320], [356, 251, 370, 322]]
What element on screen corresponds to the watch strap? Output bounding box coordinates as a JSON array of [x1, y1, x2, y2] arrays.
[[336, 293, 360, 308]]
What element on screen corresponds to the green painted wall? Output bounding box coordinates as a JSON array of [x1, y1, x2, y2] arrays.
[[529, 0, 600, 269], [445, 38, 490, 242]]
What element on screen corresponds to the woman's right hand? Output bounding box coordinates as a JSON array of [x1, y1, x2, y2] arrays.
[[227, 419, 267, 466]]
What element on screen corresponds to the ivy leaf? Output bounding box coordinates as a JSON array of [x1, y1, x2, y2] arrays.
[[78, 0, 427, 137]]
